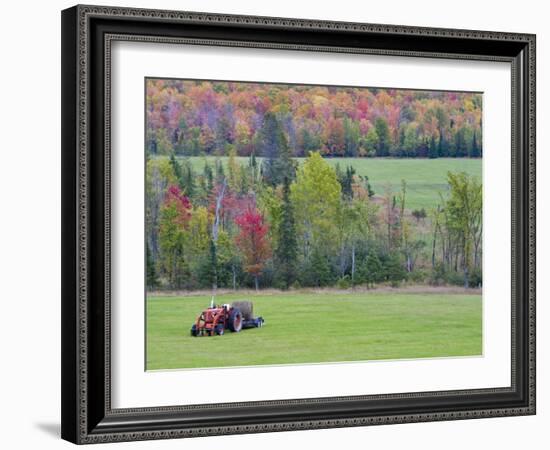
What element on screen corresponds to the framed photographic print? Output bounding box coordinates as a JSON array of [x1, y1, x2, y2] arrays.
[[61, 4, 536, 444]]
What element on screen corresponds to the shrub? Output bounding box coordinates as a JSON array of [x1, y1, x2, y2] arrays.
[[412, 208, 427, 221], [336, 276, 352, 289], [445, 271, 465, 287], [430, 263, 446, 286], [468, 268, 482, 287], [408, 269, 429, 284]]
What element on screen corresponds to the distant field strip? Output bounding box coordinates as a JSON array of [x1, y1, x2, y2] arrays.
[[177, 156, 482, 210], [146, 290, 482, 370]]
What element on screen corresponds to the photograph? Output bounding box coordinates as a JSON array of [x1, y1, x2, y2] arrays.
[[57, 2, 536, 445], [145, 78, 483, 370]]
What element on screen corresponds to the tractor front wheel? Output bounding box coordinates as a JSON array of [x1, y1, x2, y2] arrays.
[[190, 324, 198, 337], [215, 324, 224, 336]]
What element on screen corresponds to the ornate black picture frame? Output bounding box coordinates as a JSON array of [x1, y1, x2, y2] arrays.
[[61, 4, 536, 444]]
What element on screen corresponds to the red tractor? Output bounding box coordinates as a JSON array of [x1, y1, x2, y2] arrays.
[[190, 300, 264, 337]]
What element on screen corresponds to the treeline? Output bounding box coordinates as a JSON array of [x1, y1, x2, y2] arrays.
[[146, 116, 482, 291], [146, 79, 482, 159]]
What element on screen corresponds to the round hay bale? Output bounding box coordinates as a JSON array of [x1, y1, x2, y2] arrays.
[[231, 301, 253, 320]]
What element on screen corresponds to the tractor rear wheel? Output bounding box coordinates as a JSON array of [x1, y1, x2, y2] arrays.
[[231, 301, 253, 320], [228, 308, 243, 332]]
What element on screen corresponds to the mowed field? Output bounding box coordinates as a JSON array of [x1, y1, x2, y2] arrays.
[[179, 156, 481, 210], [146, 290, 482, 370]]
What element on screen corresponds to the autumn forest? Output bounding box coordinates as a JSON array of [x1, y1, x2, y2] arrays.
[[145, 79, 483, 292]]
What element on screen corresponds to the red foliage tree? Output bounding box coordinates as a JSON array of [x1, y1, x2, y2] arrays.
[[234, 208, 271, 290], [164, 185, 192, 226]]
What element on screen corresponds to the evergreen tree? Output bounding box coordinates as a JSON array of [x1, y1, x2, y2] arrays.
[[428, 134, 438, 159], [470, 132, 480, 157], [169, 153, 183, 188], [259, 112, 283, 184], [239, 164, 250, 195], [227, 148, 241, 191], [358, 252, 382, 288], [274, 134, 297, 185], [383, 253, 406, 287], [215, 159, 225, 185], [203, 161, 214, 195], [169, 154, 196, 198], [248, 152, 259, 186], [374, 117, 391, 156], [334, 163, 343, 184], [259, 112, 296, 186], [215, 113, 232, 155], [250, 152, 257, 169], [341, 166, 356, 200], [149, 132, 158, 155], [454, 127, 468, 157], [359, 175, 375, 198], [398, 124, 406, 154], [180, 161, 196, 198], [146, 244, 158, 288], [438, 131, 448, 157], [298, 128, 320, 156], [186, 127, 201, 156], [197, 239, 219, 290], [274, 177, 298, 289], [336, 163, 356, 200], [302, 248, 332, 287]]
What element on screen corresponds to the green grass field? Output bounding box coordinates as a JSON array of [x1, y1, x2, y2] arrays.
[[178, 156, 481, 210], [146, 290, 482, 370]]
